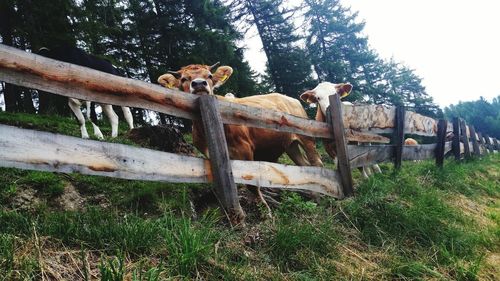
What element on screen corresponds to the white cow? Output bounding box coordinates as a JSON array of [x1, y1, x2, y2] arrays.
[[300, 82, 382, 178]]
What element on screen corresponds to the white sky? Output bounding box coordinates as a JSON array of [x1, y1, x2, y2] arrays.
[[242, 0, 500, 108]]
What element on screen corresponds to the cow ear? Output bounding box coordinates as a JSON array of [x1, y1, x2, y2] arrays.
[[212, 66, 233, 89], [336, 83, 353, 98], [300, 90, 318, 104], [158, 73, 180, 89]]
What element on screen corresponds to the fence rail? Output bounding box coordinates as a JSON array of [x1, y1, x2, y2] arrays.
[[0, 125, 344, 197], [0, 44, 499, 223], [0, 44, 441, 143]]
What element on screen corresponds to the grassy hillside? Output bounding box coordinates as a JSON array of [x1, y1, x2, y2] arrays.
[[0, 112, 499, 280]]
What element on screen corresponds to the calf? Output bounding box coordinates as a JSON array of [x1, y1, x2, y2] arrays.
[[300, 82, 382, 178], [404, 138, 421, 163], [38, 46, 134, 139], [404, 138, 419, 146], [158, 64, 323, 216]]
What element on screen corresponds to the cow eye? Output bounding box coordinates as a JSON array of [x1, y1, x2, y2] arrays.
[[208, 74, 213, 79], [180, 77, 187, 83]]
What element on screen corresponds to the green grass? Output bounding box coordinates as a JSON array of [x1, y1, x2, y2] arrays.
[[340, 157, 499, 280], [21, 171, 65, 197], [266, 193, 340, 270], [0, 111, 135, 145], [0, 111, 498, 280], [0, 156, 500, 280]]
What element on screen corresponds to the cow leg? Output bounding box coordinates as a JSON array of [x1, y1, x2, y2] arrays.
[[323, 139, 337, 161], [372, 164, 382, 174], [85, 101, 104, 140], [286, 141, 310, 166], [367, 143, 382, 174], [366, 166, 374, 176], [359, 167, 369, 179], [102, 104, 119, 138], [193, 123, 209, 157], [235, 146, 273, 220], [68, 98, 89, 139], [121, 106, 134, 129], [298, 136, 323, 167], [248, 184, 273, 220]]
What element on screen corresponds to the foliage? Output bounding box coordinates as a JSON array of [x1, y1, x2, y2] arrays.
[[160, 211, 220, 277], [302, 0, 442, 116], [226, 0, 314, 98], [1, 0, 443, 119], [445, 96, 500, 138], [266, 193, 339, 269], [0, 0, 259, 123], [99, 254, 126, 281]]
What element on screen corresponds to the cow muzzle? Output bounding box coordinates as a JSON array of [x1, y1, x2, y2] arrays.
[[190, 78, 211, 95]]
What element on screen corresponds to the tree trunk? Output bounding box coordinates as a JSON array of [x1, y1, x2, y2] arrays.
[[0, 1, 19, 112], [3, 83, 21, 112]]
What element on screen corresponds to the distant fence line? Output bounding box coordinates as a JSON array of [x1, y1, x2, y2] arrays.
[[0, 44, 498, 223]]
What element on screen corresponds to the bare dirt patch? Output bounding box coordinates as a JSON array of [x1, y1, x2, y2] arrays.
[[54, 183, 85, 211]]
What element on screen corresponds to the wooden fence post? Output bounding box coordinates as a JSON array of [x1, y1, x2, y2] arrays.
[[435, 119, 447, 167], [198, 95, 245, 225], [469, 126, 481, 156], [477, 132, 486, 154], [493, 138, 499, 151], [484, 135, 494, 153], [459, 119, 471, 158], [328, 94, 354, 197], [452, 117, 461, 160], [393, 105, 406, 169]]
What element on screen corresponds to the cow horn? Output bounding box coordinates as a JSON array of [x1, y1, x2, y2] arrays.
[[209, 62, 220, 70], [167, 70, 181, 78]]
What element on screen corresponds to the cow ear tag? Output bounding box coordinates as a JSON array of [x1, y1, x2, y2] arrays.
[[220, 74, 228, 82], [341, 91, 350, 98]]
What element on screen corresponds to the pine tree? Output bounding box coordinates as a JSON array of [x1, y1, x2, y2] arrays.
[[0, 0, 76, 114], [0, 0, 23, 113], [304, 0, 368, 83], [384, 60, 441, 117], [226, 0, 314, 98], [303, 0, 440, 116], [125, 0, 259, 123], [445, 96, 500, 138], [303, 0, 387, 104]]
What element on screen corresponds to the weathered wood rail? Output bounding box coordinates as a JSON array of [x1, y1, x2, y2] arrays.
[[0, 44, 441, 143], [0, 125, 344, 197], [0, 44, 499, 223]]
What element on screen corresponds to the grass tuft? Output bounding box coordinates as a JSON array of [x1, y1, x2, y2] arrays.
[[21, 171, 65, 197], [160, 211, 220, 277]]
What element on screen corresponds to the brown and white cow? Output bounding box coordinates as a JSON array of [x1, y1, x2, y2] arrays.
[[404, 138, 419, 146], [300, 82, 382, 178], [158, 64, 323, 216]]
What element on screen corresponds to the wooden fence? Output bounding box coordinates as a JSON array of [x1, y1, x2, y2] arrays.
[[0, 44, 499, 223]]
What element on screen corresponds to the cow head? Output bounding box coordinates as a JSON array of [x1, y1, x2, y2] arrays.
[[300, 82, 352, 116], [157, 63, 233, 95]]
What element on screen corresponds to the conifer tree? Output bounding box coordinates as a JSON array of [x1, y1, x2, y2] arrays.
[[303, 0, 440, 115], [304, 0, 368, 83], [0, 0, 76, 114], [226, 0, 314, 98]]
